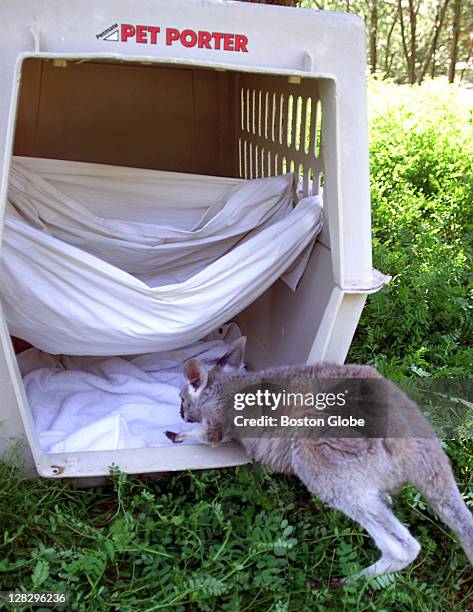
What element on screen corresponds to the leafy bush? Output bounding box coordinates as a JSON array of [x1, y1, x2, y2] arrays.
[[349, 79, 473, 379]]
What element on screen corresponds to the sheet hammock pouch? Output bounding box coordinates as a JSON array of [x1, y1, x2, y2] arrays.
[[1, 157, 323, 356]]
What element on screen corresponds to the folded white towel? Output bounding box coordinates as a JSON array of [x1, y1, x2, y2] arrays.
[[18, 323, 243, 454]]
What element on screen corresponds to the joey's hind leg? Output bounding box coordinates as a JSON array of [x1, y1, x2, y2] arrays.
[[343, 497, 421, 580], [295, 468, 420, 581]]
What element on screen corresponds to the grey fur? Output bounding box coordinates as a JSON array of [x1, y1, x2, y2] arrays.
[[168, 338, 473, 581]]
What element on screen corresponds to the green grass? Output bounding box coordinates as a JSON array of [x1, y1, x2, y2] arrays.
[[1, 79, 472, 611]]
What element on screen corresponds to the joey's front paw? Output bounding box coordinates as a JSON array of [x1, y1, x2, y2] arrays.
[[165, 430, 183, 443]]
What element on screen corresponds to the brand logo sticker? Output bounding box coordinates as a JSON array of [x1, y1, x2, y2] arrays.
[[96, 23, 249, 52]]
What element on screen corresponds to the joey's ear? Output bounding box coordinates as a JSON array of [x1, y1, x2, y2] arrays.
[[183, 358, 208, 394], [216, 336, 247, 371]]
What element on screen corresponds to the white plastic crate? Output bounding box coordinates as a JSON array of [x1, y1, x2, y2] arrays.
[[0, 0, 388, 478]]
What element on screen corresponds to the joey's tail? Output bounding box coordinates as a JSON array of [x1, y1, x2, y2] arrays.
[[409, 439, 473, 566]]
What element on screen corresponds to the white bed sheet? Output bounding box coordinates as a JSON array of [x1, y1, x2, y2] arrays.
[[2, 158, 323, 355]]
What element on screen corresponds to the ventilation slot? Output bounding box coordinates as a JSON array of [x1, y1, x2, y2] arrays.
[[237, 80, 323, 195]]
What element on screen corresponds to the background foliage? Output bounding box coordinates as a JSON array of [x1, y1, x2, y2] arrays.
[[0, 79, 472, 610], [298, 0, 473, 84], [349, 78, 473, 378]]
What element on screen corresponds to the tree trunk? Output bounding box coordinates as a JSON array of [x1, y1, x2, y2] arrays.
[[417, 0, 450, 83], [369, 0, 379, 73], [407, 0, 417, 83], [448, 0, 461, 83], [460, 35, 473, 82], [383, 11, 398, 77], [398, 0, 415, 83]]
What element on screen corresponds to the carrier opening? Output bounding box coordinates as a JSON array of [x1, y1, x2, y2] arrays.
[[2, 55, 349, 475]]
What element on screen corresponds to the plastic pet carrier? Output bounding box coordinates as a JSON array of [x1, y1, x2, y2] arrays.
[[0, 0, 387, 478]]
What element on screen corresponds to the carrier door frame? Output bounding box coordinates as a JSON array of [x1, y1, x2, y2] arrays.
[[0, 52, 349, 478]]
